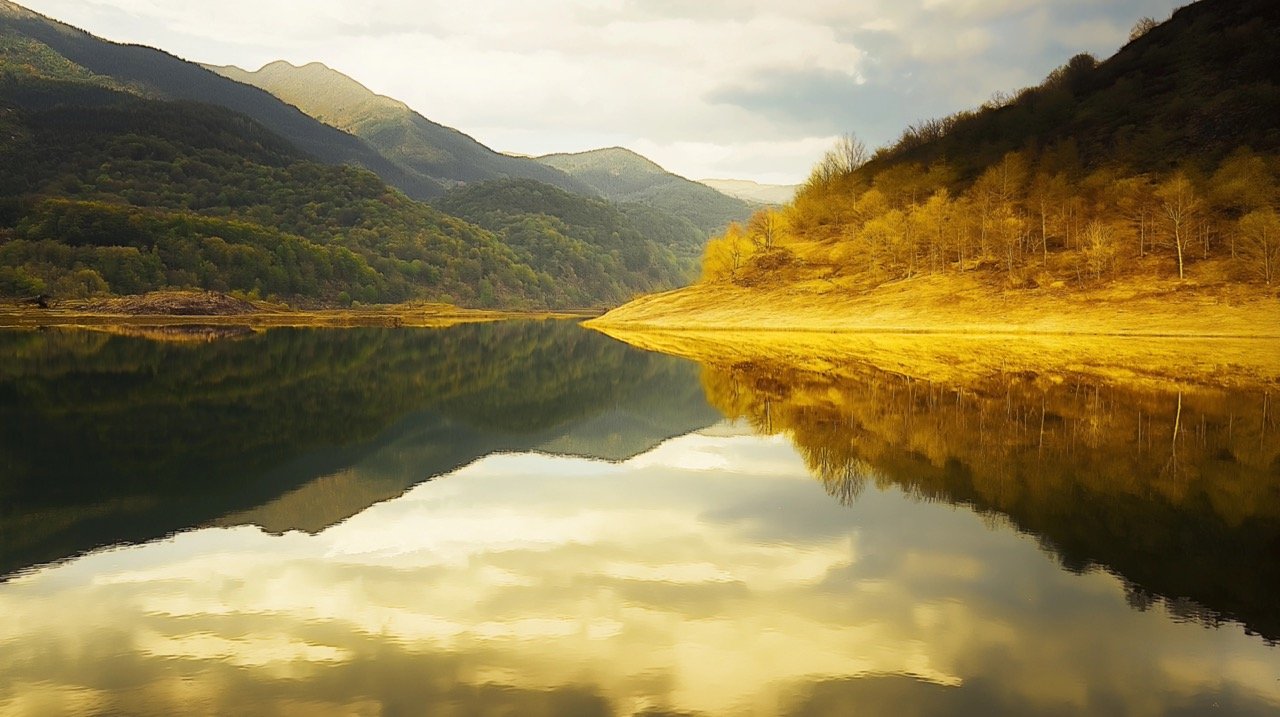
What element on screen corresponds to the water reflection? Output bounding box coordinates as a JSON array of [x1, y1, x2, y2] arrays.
[[1, 323, 1279, 716], [2, 434, 1278, 716], [0, 322, 719, 574], [697, 356, 1280, 643]]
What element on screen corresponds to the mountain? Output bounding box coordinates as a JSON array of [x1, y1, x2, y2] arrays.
[[596, 0, 1280, 331], [862, 0, 1280, 180], [436, 178, 696, 307], [0, 0, 700, 307], [700, 179, 798, 206], [208, 61, 593, 196], [0, 0, 441, 200], [536, 147, 753, 233]]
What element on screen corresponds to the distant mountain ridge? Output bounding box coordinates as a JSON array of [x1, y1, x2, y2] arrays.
[[0, 0, 442, 199], [537, 147, 753, 233], [208, 61, 594, 196], [700, 179, 798, 206]]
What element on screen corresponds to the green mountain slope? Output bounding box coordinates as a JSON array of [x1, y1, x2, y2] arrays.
[[437, 179, 695, 307], [0, 86, 555, 305], [0, 0, 442, 199], [537, 147, 753, 233], [208, 61, 593, 196], [0, 4, 701, 308]]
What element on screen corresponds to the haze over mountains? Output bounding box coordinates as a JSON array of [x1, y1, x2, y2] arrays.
[[0, 0, 754, 307], [699, 179, 798, 206]]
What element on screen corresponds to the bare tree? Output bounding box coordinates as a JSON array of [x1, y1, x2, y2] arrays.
[[1129, 16, 1159, 42], [1156, 173, 1201, 279], [1238, 208, 1280, 284], [810, 133, 869, 184]]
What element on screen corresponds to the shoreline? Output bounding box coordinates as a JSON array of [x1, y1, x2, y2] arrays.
[[592, 325, 1280, 390], [585, 277, 1280, 340], [0, 304, 591, 331]]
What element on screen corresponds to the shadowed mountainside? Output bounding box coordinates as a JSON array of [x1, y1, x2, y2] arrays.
[[0, 0, 441, 199]]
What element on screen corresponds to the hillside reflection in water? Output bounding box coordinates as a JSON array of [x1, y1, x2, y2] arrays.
[[0, 323, 1278, 716]]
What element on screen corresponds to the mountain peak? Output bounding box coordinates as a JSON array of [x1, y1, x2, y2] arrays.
[[0, 0, 38, 19], [537, 147, 668, 176]]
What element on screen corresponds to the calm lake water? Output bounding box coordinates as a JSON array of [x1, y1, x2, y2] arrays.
[[1, 320, 1278, 716]]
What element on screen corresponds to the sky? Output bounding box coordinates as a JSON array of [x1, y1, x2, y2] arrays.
[[18, 0, 1187, 184]]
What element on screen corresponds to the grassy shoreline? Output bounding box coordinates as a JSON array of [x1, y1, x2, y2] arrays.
[[586, 276, 1280, 339], [0, 291, 590, 332], [593, 326, 1280, 390]]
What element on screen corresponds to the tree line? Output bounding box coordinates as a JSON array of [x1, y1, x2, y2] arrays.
[[703, 139, 1280, 287]]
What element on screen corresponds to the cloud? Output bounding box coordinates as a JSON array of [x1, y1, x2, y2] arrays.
[[18, 0, 1188, 181]]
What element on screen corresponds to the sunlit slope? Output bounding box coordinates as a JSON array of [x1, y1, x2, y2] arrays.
[[600, 0, 1280, 330], [591, 274, 1280, 338]]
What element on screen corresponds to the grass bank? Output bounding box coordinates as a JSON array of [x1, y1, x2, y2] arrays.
[[0, 290, 585, 335], [588, 275, 1280, 338]]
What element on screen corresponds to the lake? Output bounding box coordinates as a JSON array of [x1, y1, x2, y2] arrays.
[[1, 320, 1278, 716]]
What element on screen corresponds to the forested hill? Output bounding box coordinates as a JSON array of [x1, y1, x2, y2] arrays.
[[537, 148, 753, 234], [0, 0, 708, 307], [860, 0, 1280, 181], [696, 0, 1280, 299], [0, 0, 442, 200], [437, 179, 697, 307], [208, 61, 593, 196], [0, 15, 673, 307]]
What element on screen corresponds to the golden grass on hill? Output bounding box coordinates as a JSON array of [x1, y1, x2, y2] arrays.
[[589, 274, 1280, 338]]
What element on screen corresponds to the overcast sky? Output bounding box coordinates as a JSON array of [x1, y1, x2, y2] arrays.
[[20, 0, 1186, 184]]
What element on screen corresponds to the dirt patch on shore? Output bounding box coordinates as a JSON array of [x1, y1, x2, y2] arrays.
[[82, 291, 260, 316]]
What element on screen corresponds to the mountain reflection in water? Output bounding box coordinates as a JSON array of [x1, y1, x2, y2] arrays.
[[0, 322, 1278, 717]]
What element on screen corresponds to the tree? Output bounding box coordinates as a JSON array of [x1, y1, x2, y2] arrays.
[[809, 133, 869, 184], [1156, 173, 1201, 279], [747, 209, 784, 251], [700, 222, 755, 282], [1080, 220, 1119, 281], [1237, 209, 1280, 284], [1129, 16, 1159, 42]]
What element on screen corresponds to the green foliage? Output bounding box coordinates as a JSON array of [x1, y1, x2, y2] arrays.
[[0, 80, 578, 305], [437, 178, 695, 307], [537, 147, 754, 234]]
